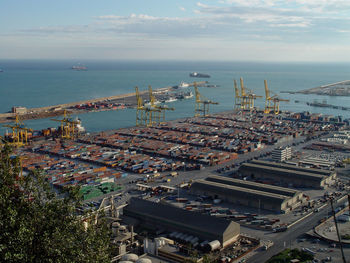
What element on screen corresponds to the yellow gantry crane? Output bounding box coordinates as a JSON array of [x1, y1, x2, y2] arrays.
[[135, 86, 148, 126], [240, 78, 250, 110], [135, 86, 161, 126], [3, 115, 33, 147], [148, 86, 174, 125], [264, 80, 289, 114], [51, 110, 79, 139], [234, 79, 242, 110], [239, 77, 262, 111], [194, 82, 219, 117]]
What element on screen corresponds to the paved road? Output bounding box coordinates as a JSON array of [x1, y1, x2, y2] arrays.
[[247, 198, 348, 263]]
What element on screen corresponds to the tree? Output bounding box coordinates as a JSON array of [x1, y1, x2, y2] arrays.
[[0, 145, 112, 262]]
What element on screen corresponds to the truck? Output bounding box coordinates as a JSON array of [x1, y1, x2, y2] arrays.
[[272, 226, 288, 233], [262, 240, 274, 250]]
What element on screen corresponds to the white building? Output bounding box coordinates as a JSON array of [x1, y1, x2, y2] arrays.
[[271, 146, 292, 162]]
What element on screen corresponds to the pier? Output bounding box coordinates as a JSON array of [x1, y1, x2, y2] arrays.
[[0, 81, 207, 123]]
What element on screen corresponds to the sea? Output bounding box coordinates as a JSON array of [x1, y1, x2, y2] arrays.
[[1, 60, 350, 134]]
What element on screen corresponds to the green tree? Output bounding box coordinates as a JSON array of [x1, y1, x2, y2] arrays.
[[0, 145, 112, 262]]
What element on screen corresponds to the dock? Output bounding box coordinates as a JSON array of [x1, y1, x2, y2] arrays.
[[0, 81, 207, 123], [282, 80, 350, 96]]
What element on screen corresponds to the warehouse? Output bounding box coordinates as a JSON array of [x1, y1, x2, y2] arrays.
[[190, 179, 300, 213], [239, 160, 336, 189], [123, 198, 240, 247], [251, 160, 335, 176], [206, 175, 303, 204]]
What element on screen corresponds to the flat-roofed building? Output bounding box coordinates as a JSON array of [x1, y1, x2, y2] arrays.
[[206, 175, 303, 204], [239, 160, 336, 189], [190, 179, 300, 213], [123, 198, 240, 247], [271, 146, 292, 162]]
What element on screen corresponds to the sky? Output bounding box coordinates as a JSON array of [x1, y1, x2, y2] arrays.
[[1, 0, 350, 62]]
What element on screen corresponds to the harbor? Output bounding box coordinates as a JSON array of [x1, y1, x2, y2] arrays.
[[0, 81, 206, 124], [2, 61, 350, 263], [11, 109, 347, 200]]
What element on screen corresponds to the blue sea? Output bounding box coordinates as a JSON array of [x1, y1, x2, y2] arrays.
[[1, 60, 350, 134]]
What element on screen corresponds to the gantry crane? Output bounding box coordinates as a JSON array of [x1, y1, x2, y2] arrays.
[[239, 78, 262, 110], [194, 82, 219, 117], [135, 86, 161, 126], [234, 79, 242, 110], [148, 85, 174, 125], [247, 90, 262, 111], [240, 78, 250, 110], [3, 115, 33, 147], [264, 80, 289, 114], [135, 86, 148, 126], [51, 110, 80, 139]]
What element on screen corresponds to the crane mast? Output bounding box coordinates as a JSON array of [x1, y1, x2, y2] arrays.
[[3, 115, 33, 147], [148, 86, 174, 125], [264, 80, 289, 114], [234, 79, 242, 110], [194, 82, 219, 117], [51, 110, 79, 139]]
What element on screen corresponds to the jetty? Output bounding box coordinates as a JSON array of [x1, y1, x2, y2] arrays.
[[282, 80, 350, 96], [0, 81, 207, 123]]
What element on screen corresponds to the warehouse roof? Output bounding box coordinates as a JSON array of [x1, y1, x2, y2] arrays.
[[191, 180, 289, 205], [124, 198, 239, 238], [251, 160, 333, 176], [239, 163, 325, 181], [206, 175, 300, 197]]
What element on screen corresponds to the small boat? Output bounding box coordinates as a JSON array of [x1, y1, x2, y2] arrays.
[[206, 84, 220, 88], [165, 97, 177, 103], [179, 81, 190, 88], [184, 91, 193, 99]]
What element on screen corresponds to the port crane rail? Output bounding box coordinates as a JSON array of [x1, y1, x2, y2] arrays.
[[264, 80, 289, 114], [51, 110, 80, 139], [194, 82, 219, 117], [148, 86, 174, 125], [3, 115, 33, 147]]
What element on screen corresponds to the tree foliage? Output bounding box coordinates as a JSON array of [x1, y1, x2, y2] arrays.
[[266, 248, 314, 263], [0, 145, 112, 262]]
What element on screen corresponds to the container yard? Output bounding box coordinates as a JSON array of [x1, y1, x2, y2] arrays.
[[6, 108, 350, 263], [9, 109, 347, 203]]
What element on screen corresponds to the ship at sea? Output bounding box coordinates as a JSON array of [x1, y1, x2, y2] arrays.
[[0, 69, 3, 73], [72, 64, 87, 71], [189, 72, 210, 78]]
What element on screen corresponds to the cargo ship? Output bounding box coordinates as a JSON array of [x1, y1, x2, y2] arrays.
[[190, 72, 210, 78], [72, 64, 87, 71]]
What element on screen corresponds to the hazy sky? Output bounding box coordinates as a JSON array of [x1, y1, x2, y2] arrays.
[[1, 0, 350, 62]]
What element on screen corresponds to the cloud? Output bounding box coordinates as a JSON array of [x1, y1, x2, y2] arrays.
[[3, 0, 350, 61]]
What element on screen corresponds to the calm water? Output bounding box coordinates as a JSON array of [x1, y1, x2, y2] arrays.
[[1, 60, 350, 134]]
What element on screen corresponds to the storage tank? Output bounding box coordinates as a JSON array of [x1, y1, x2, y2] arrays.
[[121, 253, 139, 262]]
